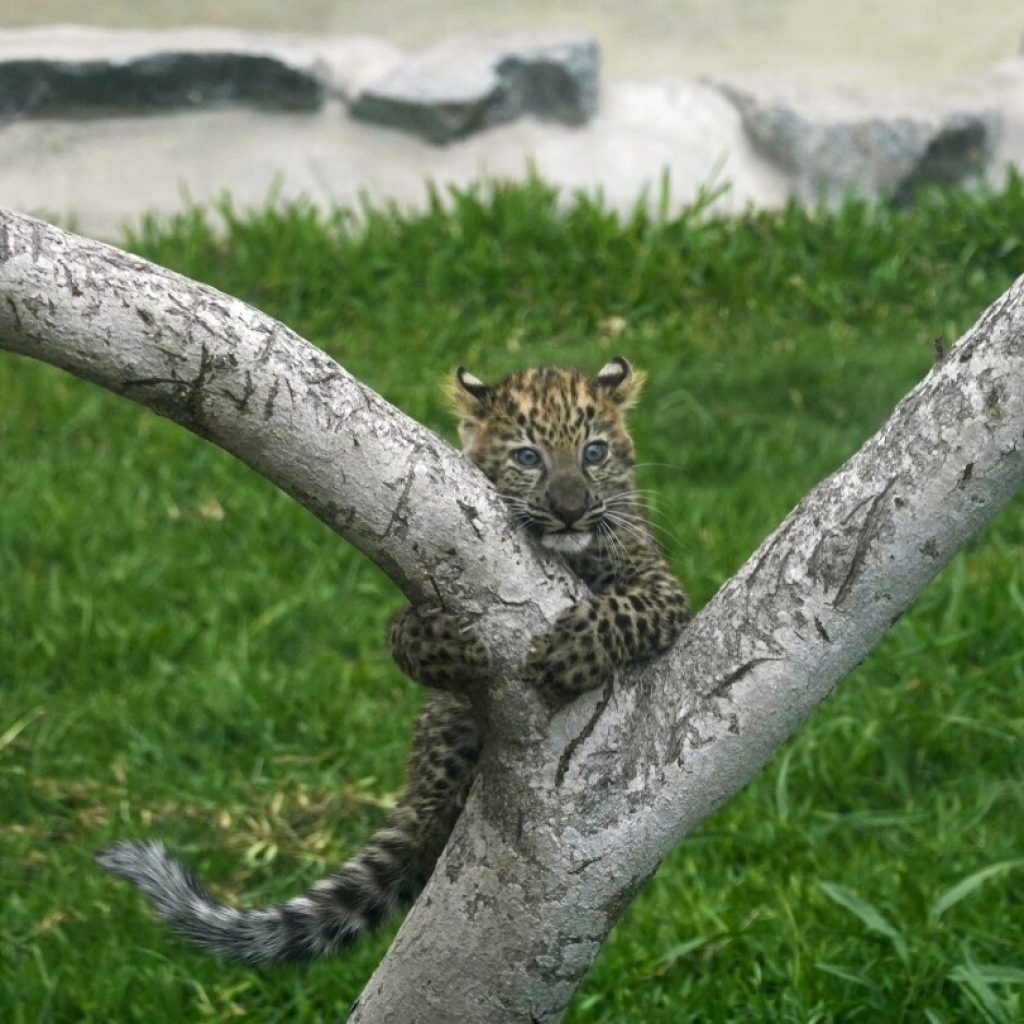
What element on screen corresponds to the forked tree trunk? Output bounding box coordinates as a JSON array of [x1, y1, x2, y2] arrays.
[[1, 208, 1021, 1022]]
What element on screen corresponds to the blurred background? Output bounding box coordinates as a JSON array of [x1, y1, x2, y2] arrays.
[[2, 1, 1024, 236]]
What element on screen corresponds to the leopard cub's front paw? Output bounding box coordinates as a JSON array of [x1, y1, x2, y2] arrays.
[[524, 608, 616, 707], [388, 604, 487, 690]]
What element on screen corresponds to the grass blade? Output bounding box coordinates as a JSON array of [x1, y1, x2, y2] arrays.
[[948, 963, 1013, 1024], [930, 861, 1024, 923], [774, 747, 794, 823], [814, 961, 874, 989], [818, 881, 910, 965], [0, 707, 45, 754]]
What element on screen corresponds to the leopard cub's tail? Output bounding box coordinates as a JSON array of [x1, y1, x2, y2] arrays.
[[98, 694, 480, 963], [96, 813, 426, 965]]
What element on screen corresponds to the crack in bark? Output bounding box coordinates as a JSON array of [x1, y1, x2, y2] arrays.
[[667, 656, 781, 764], [5, 296, 22, 332], [152, 344, 187, 365], [220, 370, 256, 413], [708, 656, 779, 699], [120, 345, 216, 431], [62, 264, 82, 298], [555, 676, 616, 787], [567, 854, 603, 876], [184, 343, 214, 429], [746, 527, 785, 587], [308, 369, 344, 387], [379, 446, 424, 541], [165, 294, 204, 352], [252, 324, 276, 368], [263, 375, 281, 421], [832, 475, 898, 607], [121, 375, 182, 391]]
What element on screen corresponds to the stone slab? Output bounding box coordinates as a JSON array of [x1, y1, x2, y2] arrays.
[[349, 33, 600, 144], [709, 72, 1001, 204]]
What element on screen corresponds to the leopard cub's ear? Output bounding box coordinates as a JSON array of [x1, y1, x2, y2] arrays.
[[444, 367, 496, 447], [444, 366, 495, 414], [591, 356, 646, 408], [455, 367, 493, 404]]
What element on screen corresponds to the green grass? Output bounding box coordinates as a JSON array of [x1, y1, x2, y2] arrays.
[[2, 177, 1023, 1022]]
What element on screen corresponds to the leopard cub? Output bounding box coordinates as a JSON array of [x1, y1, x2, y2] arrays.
[[390, 355, 690, 704], [98, 356, 688, 967]]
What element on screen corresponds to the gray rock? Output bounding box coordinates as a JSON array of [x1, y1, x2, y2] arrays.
[[496, 38, 600, 126], [711, 74, 999, 204], [892, 113, 993, 204], [350, 33, 600, 144], [0, 54, 323, 117], [0, 26, 328, 117]]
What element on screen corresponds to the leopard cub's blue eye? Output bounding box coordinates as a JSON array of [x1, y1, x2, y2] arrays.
[[514, 447, 541, 467], [583, 440, 608, 465]]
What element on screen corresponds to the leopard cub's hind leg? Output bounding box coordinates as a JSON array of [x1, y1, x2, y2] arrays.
[[388, 604, 488, 692]]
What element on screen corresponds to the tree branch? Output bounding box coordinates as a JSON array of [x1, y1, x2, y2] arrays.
[[0, 207, 580, 737], [1, 208, 1021, 1022]]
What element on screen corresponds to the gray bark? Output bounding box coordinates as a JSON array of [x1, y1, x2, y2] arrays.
[[1, 207, 1022, 1022]]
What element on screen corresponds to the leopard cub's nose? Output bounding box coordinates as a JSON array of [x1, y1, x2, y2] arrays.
[[549, 496, 587, 526], [552, 503, 585, 528], [547, 473, 589, 527]]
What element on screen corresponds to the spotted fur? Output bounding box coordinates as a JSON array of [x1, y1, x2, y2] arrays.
[[97, 357, 687, 964]]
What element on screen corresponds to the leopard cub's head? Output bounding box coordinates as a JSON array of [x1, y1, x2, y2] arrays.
[[446, 357, 645, 554]]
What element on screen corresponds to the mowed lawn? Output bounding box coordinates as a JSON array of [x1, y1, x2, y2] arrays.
[[1, 179, 1023, 1022]]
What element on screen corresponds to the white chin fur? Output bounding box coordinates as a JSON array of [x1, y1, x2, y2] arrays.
[[539, 531, 593, 554]]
